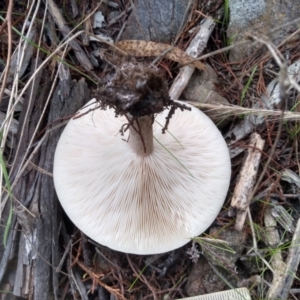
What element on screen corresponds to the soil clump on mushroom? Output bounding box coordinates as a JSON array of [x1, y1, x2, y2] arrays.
[[90, 63, 191, 135]]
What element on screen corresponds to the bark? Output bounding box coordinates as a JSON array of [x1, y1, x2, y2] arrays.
[[0, 65, 89, 298]]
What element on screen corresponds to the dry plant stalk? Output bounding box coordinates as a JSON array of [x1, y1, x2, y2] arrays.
[[0, 0, 43, 224], [230, 132, 265, 231], [169, 17, 215, 100], [187, 101, 300, 121], [267, 217, 300, 299], [264, 208, 286, 300]]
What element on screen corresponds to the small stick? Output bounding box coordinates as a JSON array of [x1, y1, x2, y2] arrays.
[[169, 17, 215, 100], [264, 208, 286, 300], [267, 217, 300, 299], [230, 132, 265, 231]]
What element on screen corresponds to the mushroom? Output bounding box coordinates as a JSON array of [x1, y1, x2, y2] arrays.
[[53, 64, 231, 255]]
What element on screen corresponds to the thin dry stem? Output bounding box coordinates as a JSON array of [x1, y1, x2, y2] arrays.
[[10, 0, 48, 178], [230, 133, 265, 231], [0, 0, 13, 106], [0, 0, 41, 218], [187, 101, 300, 120], [1, 122, 67, 211]]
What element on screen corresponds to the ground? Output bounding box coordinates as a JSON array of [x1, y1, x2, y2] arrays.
[[0, 1, 300, 299]]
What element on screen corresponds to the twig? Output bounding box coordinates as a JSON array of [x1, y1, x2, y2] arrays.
[[169, 17, 215, 100], [230, 133, 265, 231], [267, 217, 300, 299], [127, 254, 157, 300], [265, 208, 286, 300], [75, 259, 126, 300]]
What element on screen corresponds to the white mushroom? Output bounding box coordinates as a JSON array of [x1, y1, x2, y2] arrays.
[[53, 98, 231, 255]]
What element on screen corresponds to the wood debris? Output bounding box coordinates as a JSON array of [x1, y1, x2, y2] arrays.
[[169, 17, 215, 100], [230, 132, 265, 231], [267, 216, 300, 299]]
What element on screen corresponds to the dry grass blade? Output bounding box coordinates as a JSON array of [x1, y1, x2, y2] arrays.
[[0, 0, 41, 220], [187, 101, 300, 121], [0, 0, 13, 105]]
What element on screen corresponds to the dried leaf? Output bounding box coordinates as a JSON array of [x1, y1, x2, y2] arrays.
[[115, 40, 205, 70]]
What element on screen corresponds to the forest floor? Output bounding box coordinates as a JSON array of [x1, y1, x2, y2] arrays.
[[0, 1, 300, 300]]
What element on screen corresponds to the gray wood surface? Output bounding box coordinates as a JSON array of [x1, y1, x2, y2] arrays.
[[0, 68, 89, 298]]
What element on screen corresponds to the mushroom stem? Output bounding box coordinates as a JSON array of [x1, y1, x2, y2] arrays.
[[128, 115, 154, 157]]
